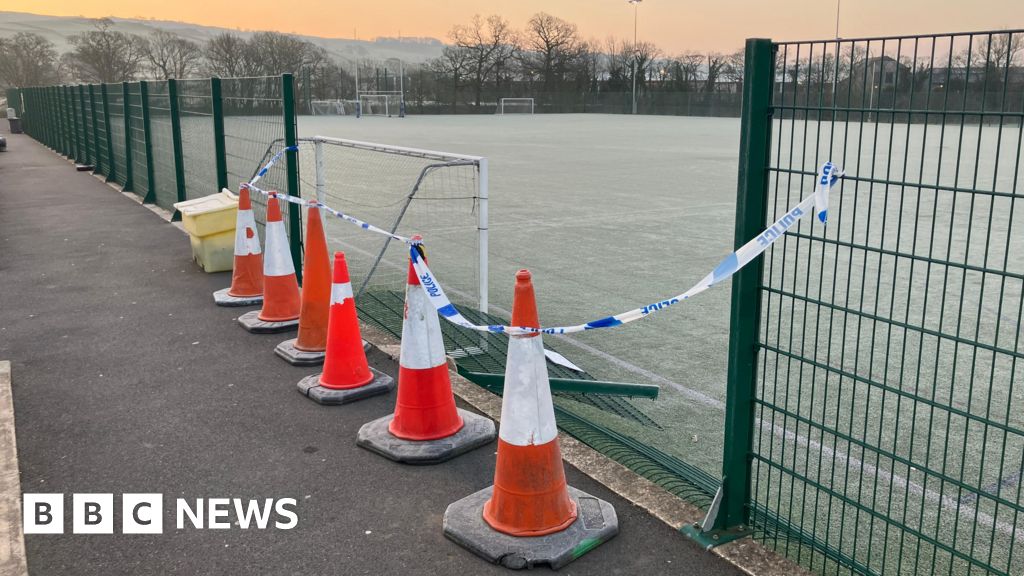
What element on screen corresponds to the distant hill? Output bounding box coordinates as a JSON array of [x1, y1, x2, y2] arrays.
[[0, 11, 445, 64]]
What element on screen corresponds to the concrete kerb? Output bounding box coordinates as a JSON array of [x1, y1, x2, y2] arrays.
[[0, 361, 29, 576], [84, 163, 812, 576]]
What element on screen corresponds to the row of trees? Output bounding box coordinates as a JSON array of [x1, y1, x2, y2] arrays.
[[0, 15, 748, 115], [427, 13, 745, 109], [3, 16, 1019, 115]]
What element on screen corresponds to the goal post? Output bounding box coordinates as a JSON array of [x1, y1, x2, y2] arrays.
[[310, 99, 355, 116], [357, 92, 405, 118], [299, 136, 488, 313], [497, 98, 535, 115]]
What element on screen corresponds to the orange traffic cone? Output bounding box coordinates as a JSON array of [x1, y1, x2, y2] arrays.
[[357, 241, 495, 464], [443, 270, 618, 569], [297, 251, 393, 404], [275, 204, 331, 365], [213, 186, 263, 307], [238, 195, 301, 333]]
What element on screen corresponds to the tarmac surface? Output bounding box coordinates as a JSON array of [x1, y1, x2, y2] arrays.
[[0, 126, 743, 575]]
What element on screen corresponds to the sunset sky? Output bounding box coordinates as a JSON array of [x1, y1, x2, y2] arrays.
[[4, 0, 1020, 53]]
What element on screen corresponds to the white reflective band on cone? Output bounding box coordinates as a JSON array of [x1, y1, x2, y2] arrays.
[[331, 282, 353, 305], [399, 281, 446, 370], [233, 209, 262, 256], [498, 334, 558, 446], [263, 221, 295, 277]]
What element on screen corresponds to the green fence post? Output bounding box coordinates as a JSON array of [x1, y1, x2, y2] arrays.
[[122, 82, 134, 192], [282, 73, 303, 283], [681, 37, 774, 548], [101, 84, 115, 182], [210, 78, 228, 191], [139, 81, 156, 204], [167, 79, 187, 220], [89, 85, 102, 174]]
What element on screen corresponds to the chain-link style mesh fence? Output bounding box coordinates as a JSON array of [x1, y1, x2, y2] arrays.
[[178, 79, 218, 200], [222, 76, 289, 237], [126, 83, 149, 199], [146, 81, 179, 211], [106, 84, 129, 188], [737, 31, 1024, 576]]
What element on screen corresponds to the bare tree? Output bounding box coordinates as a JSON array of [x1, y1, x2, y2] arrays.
[[203, 33, 260, 78], [522, 12, 585, 92], [705, 53, 727, 93], [143, 29, 201, 80], [429, 46, 472, 112], [450, 14, 518, 107], [249, 31, 311, 75], [65, 19, 147, 83], [0, 32, 60, 88]]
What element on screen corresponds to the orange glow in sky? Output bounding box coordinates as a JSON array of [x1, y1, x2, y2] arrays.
[[4, 0, 1019, 53]]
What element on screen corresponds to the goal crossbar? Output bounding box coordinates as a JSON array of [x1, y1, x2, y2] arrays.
[[498, 98, 535, 114]]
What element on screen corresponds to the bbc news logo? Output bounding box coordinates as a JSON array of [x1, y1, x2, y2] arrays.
[[23, 494, 298, 534]]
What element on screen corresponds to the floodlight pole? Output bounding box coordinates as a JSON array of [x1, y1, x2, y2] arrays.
[[629, 0, 642, 115]]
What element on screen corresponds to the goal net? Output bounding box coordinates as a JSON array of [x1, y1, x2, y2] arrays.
[[297, 136, 488, 330], [498, 98, 535, 115], [358, 93, 403, 117], [310, 99, 354, 116]]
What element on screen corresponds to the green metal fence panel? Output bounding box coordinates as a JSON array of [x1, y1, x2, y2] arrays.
[[177, 79, 219, 200], [220, 75, 289, 239], [101, 84, 115, 183], [740, 30, 1024, 576], [106, 84, 128, 188], [146, 80, 179, 211], [89, 85, 106, 176], [92, 85, 108, 177], [126, 82, 149, 199], [81, 85, 95, 167], [167, 79, 187, 219], [76, 86, 89, 165]]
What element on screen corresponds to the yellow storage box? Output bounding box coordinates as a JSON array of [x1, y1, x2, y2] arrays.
[[173, 189, 239, 273]]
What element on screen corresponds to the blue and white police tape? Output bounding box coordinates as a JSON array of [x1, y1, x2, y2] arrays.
[[408, 162, 844, 336], [248, 145, 299, 187], [240, 182, 416, 244]]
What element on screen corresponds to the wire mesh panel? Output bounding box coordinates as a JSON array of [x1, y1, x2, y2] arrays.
[[92, 86, 110, 178], [74, 87, 87, 164], [147, 81, 178, 211], [750, 31, 1024, 576], [126, 83, 149, 199], [178, 79, 218, 200], [221, 76, 288, 235], [81, 86, 96, 168], [106, 84, 128, 188]]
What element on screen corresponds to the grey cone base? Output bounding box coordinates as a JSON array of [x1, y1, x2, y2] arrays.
[[274, 339, 325, 366], [274, 338, 370, 367], [443, 486, 619, 570], [296, 368, 394, 405], [213, 287, 263, 307], [356, 409, 496, 465], [237, 310, 299, 334]]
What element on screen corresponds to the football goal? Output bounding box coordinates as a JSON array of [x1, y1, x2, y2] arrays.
[[358, 93, 404, 118], [497, 98, 535, 115], [300, 136, 488, 312], [310, 99, 354, 116]]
